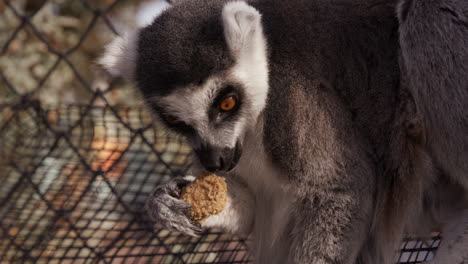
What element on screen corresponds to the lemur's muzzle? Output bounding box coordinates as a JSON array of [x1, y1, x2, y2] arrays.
[[195, 142, 242, 172]]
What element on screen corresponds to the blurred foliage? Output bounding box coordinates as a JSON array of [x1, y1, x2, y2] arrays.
[[0, 0, 150, 106]]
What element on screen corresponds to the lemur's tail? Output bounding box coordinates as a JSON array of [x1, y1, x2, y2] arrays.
[[371, 1, 468, 263], [397, 0, 468, 181]]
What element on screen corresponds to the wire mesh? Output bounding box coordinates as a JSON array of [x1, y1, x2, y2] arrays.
[[398, 234, 441, 263], [0, 0, 439, 263], [0, 104, 252, 264]]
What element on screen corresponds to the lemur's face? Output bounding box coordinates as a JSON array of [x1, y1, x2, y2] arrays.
[[100, 1, 267, 172], [149, 75, 251, 172]]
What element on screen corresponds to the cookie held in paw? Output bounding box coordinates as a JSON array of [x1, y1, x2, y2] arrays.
[[180, 173, 227, 222]]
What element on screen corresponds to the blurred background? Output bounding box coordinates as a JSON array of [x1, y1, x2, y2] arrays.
[[0, 0, 440, 263]]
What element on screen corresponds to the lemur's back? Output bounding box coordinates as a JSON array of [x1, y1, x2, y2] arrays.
[[255, 0, 401, 162]]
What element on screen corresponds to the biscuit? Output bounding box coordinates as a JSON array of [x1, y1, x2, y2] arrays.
[[180, 172, 227, 222]]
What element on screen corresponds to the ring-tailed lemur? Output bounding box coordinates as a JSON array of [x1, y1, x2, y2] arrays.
[[100, 0, 468, 263]]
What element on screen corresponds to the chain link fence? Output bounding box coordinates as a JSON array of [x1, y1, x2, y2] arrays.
[[0, 0, 439, 263]]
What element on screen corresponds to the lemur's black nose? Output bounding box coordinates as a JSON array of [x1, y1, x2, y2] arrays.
[[204, 158, 223, 172], [195, 144, 233, 172]]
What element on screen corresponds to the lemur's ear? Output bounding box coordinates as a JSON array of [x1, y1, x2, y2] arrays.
[[98, 30, 140, 81], [222, 1, 266, 60]]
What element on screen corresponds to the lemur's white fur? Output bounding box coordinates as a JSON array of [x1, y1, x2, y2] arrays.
[[198, 115, 294, 263], [234, 119, 294, 263], [222, 1, 269, 119], [99, 30, 140, 80], [156, 77, 239, 149], [201, 175, 255, 236]]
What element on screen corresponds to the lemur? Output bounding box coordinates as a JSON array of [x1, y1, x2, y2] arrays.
[[100, 0, 468, 263]]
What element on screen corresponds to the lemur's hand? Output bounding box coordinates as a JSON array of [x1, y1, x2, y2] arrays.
[[145, 176, 202, 237]]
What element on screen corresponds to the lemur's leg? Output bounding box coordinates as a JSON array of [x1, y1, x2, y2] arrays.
[[287, 189, 374, 264], [264, 69, 376, 263]]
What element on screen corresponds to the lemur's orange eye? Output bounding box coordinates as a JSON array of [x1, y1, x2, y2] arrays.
[[219, 96, 237, 111], [162, 114, 178, 124]]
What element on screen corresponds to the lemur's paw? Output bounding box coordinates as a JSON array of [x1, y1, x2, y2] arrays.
[[145, 176, 202, 237]]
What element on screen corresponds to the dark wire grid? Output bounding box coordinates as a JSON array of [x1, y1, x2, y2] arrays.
[[0, 105, 252, 264]]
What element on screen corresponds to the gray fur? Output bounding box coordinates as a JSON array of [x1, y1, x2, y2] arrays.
[[144, 176, 202, 237], [398, 0, 468, 187], [136, 0, 234, 96], [101, 0, 468, 263]]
